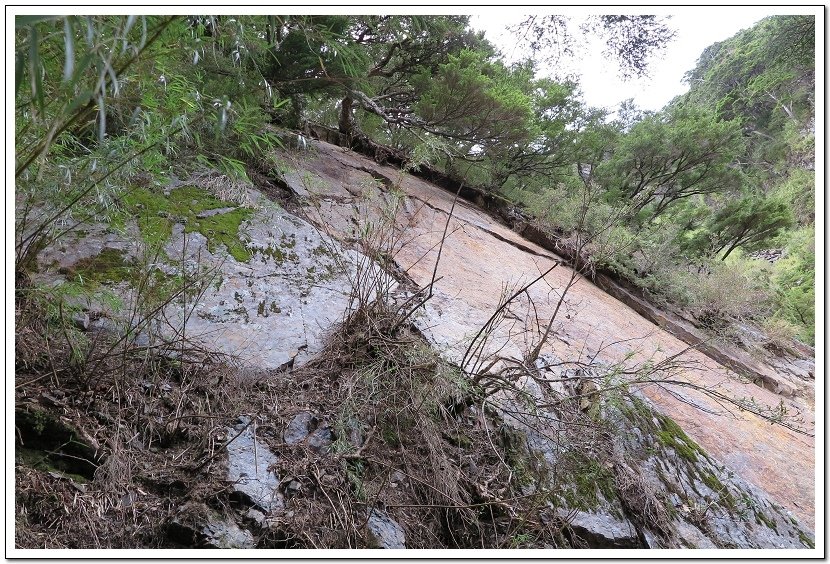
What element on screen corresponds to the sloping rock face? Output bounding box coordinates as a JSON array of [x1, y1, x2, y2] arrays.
[[36, 185, 381, 372], [31, 139, 814, 548], [275, 139, 815, 534], [159, 189, 381, 371]]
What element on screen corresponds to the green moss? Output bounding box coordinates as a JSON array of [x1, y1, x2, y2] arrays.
[[122, 186, 253, 261], [15, 408, 97, 480], [560, 455, 617, 510], [312, 243, 334, 257], [280, 233, 296, 249], [195, 207, 253, 262], [442, 431, 473, 449], [798, 530, 815, 549], [16, 447, 91, 484], [257, 245, 286, 264], [61, 248, 134, 285], [655, 414, 706, 463], [700, 471, 738, 512], [754, 509, 777, 531]]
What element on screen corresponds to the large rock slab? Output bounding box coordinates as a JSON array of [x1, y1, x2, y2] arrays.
[[158, 188, 385, 371], [277, 139, 815, 532]]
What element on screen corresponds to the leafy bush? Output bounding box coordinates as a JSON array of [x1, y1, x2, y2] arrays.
[[770, 227, 815, 344]]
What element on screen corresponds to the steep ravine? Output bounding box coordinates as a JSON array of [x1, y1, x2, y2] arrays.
[[277, 139, 815, 531]]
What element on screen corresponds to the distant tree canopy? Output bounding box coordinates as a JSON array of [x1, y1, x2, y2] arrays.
[[515, 14, 676, 79], [595, 105, 745, 221], [683, 16, 814, 131]]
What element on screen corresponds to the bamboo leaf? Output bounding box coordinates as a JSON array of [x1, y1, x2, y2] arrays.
[[122, 14, 137, 53], [124, 14, 137, 37], [97, 94, 106, 142], [62, 17, 75, 82], [15, 52, 24, 98], [85, 16, 94, 43], [29, 26, 44, 113], [72, 53, 95, 82], [65, 88, 93, 115], [107, 64, 119, 96], [140, 16, 147, 48], [15, 15, 58, 28]]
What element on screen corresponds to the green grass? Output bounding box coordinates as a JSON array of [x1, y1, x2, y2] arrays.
[[122, 186, 253, 262]]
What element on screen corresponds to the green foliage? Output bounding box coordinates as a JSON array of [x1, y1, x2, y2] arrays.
[[770, 227, 815, 344], [596, 104, 745, 221], [414, 49, 534, 147], [685, 194, 794, 260], [772, 167, 814, 226], [684, 16, 814, 126], [15, 12, 814, 356]]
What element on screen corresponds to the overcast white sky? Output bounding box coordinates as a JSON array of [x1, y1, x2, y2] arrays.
[[470, 6, 816, 112]]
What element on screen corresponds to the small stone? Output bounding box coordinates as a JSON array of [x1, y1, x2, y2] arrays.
[[196, 207, 237, 219], [72, 312, 90, 331], [308, 427, 333, 453], [367, 509, 406, 549], [244, 508, 267, 529], [284, 412, 313, 444], [226, 418, 282, 512]]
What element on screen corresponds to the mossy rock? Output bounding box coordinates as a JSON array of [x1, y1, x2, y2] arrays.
[[121, 185, 253, 262], [654, 414, 706, 463], [60, 248, 134, 285]]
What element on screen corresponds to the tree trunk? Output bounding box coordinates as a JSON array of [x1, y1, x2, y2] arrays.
[[720, 239, 743, 261], [338, 95, 355, 138]]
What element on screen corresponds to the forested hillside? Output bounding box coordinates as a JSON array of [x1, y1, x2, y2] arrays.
[[15, 15, 815, 346], [14, 14, 817, 551]]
